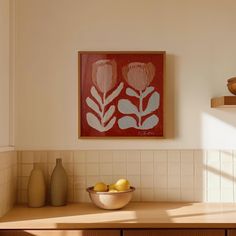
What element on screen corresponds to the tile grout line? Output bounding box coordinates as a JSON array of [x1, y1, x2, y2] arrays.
[[152, 150, 155, 201], [71, 151, 75, 203], [193, 150, 195, 202], [219, 150, 222, 202], [180, 150, 182, 201], [232, 150, 234, 202], [192, 150, 194, 202], [206, 150, 208, 202], [85, 151, 88, 202], [166, 150, 169, 201], [139, 151, 142, 201], [152, 151, 155, 201]]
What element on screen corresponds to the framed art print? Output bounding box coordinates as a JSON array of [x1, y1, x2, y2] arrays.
[[79, 51, 165, 138]]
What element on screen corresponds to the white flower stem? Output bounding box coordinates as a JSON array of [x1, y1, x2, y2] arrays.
[[138, 91, 143, 127], [101, 92, 106, 127]]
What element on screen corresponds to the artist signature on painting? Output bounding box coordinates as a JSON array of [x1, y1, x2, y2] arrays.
[[138, 130, 155, 136]]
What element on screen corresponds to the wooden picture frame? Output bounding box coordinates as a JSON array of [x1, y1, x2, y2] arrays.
[[78, 51, 165, 138]]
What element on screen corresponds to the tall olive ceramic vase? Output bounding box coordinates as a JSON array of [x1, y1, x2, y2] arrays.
[[50, 158, 68, 206], [27, 163, 46, 207]]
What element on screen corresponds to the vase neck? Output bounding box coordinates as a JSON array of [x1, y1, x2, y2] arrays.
[[56, 158, 62, 166], [33, 163, 41, 170]]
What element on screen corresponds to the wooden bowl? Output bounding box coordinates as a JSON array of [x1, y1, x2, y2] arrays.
[[227, 77, 236, 95], [227, 77, 236, 84], [86, 186, 135, 210]]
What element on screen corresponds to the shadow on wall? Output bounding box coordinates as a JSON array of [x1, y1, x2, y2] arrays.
[[164, 53, 178, 139]]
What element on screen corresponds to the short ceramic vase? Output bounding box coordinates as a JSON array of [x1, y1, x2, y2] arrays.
[[27, 163, 46, 207]]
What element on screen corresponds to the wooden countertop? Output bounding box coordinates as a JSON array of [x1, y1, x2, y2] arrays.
[[1, 202, 236, 229]]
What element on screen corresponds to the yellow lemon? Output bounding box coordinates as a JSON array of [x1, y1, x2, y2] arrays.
[[108, 189, 118, 193], [108, 183, 116, 191], [93, 182, 108, 192], [115, 179, 130, 191]]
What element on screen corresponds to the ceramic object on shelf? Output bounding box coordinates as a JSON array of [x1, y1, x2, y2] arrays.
[[227, 77, 236, 95], [27, 163, 46, 207], [50, 158, 68, 206]]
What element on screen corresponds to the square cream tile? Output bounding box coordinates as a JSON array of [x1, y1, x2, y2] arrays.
[[86, 163, 99, 176], [61, 151, 74, 163], [99, 163, 113, 175], [141, 188, 154, 201], [86, 151, 99, 163], [141, 175, 154, 188], [141, 162, 153, 175], [99, 151, 113, 163], [112, 151, 126, 163], [74, 151, 86, 163], [154, 150, 167, 163], [126, 151, 140, 163], [21, 151, 34, 164], [127, 162, 140, 175], [74, 163, 86, 176], [168, 175, 180, 188], [168, 150, 180, 162], [141, 151, 153, 162], [181, 150, 194, 163], [167, 188, 181, 201], [112, 162, 126, 175], [154, 175, 167, 188], [154, 188, 167, 201], [155, 161, 167, 175], [74, 176, 86, 189]]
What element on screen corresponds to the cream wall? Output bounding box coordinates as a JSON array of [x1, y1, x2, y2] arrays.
[[15, 0, 236, 150], [0, 0, 10, 147]]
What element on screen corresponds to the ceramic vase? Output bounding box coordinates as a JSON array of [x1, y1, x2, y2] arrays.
[[27, 163, 46, 207], [50, 158, 68, 206]]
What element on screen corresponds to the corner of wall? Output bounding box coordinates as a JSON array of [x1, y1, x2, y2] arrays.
[[0, 151, 17, 217]]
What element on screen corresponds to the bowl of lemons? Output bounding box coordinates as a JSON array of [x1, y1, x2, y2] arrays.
[[86, 179, 135, 210]]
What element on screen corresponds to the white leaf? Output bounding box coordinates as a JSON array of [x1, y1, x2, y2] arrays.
[[140, 114, 159, 130], [91, 86, 102, 107], [142, 86, 154, 98], [105, 82, 124, 105], [102, 105, 115, 123], [142, 91, 160, 116], [118, 116, 137, 129], [118, 99, 139, 116], [126, 88, 139, 98], [86, 97, 101, 116], [86, 112, 105, 132], [104, 116, 116, 131]]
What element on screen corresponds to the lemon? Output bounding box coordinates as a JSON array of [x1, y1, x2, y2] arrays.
[[108, 189, 118, 193], [93, 182, 108, 192], [108, 183, 116, 191], [115, 179, 130, 191]]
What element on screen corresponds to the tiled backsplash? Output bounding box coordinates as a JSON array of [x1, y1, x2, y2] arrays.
[[0, 151, 17, 217], [17, 150, 236, 203]]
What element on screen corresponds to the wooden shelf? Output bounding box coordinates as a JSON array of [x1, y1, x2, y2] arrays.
[[211, 96, 236, 108]]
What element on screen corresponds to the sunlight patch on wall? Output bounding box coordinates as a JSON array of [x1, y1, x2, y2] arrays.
[[201, 113, 236, 149]]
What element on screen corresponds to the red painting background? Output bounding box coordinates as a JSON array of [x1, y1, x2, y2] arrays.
[[79, 52, 164, 137]]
